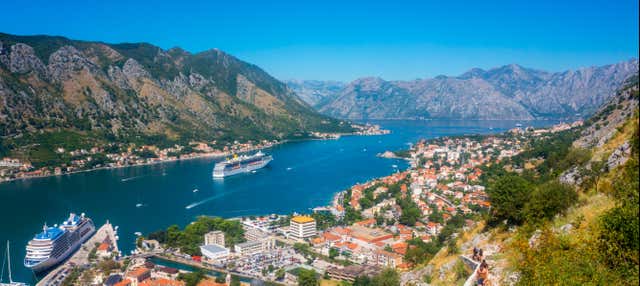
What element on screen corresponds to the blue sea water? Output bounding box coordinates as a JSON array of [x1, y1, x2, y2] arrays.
[[0, 120, 556, 283]]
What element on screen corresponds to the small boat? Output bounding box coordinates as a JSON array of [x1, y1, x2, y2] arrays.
[[1, 241, 29, 286], [286, 167, 292, 171], [193, 189, 199, 193], [135, 203, 143, 208], [392, 164, 398, 168], [134, 232, 142, 236]]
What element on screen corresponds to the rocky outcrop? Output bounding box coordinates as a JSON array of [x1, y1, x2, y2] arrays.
[[607, 141, 632, 170], [560, 165, 585, 186], [2, 43, 48, 78], [48, 45, 101, 82], [306, 60, 639, 120], [121, 58, 149, 80]]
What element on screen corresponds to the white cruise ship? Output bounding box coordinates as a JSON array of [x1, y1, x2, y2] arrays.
[[212, 151, 272, 178], [23, 213, 95, 273]]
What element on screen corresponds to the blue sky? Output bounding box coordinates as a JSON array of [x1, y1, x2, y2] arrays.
[[1, 0, 637, 81]]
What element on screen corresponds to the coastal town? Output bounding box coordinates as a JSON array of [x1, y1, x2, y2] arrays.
[[0, 124, 388, 183], [32, 121, 585, 286]]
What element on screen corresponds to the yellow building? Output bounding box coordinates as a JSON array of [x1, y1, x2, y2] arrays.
[[289, 216, 316, 239]]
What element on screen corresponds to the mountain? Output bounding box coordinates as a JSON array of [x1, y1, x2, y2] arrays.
[[309, 60, 638, 120], [0, 33, 352, 151], [285, 79, 345, 107]]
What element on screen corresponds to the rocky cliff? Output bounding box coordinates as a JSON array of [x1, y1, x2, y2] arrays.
[[304, 60, 638, 120]]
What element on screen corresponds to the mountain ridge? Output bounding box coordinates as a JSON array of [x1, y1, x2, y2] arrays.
[[287, 59, 639, 120]]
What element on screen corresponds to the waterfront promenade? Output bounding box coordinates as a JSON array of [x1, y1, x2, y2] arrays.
[[36, 222, 118, 286]]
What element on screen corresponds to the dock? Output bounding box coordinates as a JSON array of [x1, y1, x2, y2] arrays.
[[36, 222, 118, 286]]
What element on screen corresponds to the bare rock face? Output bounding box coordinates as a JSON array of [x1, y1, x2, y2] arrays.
[[4, 43, 48, 78], [560, 166, 583, 186], [48, 45, 101, 82], [122, 58, 149, 80], [107, 65, 131, 90], [188, 72, 208, 90], [607, 141, 631, 170]]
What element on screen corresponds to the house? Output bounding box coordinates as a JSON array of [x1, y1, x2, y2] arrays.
[[97, 242, 112, 258], [126, 267, 151, 286], [426, 222, 443, 236]]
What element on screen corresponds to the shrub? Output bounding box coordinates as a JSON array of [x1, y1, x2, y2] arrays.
[[524, 181, 578, 224], [487, 174, 531, 225]]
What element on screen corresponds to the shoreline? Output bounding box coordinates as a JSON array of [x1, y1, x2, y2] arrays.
[[0, 131, 392, 185], [0, 142, 282, 185]]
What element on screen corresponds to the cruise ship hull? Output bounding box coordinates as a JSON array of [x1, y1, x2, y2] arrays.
[[213, 156, 272, 178], [24, 214, 96, 273], [25, 229, 94, 273]]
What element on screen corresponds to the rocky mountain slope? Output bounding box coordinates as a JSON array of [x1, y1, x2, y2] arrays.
[[284, 79, 345, 107], [0, 33, 351, 149], [574, 74, 639, 148], [302, 60, 638, 120]]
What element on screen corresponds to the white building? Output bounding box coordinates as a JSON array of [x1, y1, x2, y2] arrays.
[[288, 216, 316, 240], [243, 223, 270, 241], [233, 236, 275, 256], [200, 244, 230, 261], [204, 230, 226, 247]]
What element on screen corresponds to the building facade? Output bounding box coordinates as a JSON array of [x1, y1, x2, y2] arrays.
[[204, 230, 225, 246], [288, 216, 317, 239]]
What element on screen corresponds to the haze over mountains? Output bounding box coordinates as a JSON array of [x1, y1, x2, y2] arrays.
[[288, 59, 639, 120], [0, 33, 351, 146]]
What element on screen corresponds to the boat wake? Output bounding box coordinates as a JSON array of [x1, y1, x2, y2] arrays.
[[185, 192, 230, 210], [121, 175, 144, 182]]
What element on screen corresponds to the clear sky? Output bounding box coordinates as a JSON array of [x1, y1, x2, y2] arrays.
[[1, 0, 637, 81]]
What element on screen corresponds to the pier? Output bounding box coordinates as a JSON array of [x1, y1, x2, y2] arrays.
[[36, 222, 118, 286]]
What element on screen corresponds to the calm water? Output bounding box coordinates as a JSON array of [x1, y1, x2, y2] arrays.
[[0, 120, 555, 283]]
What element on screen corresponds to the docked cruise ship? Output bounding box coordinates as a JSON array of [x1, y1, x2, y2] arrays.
[[24, 213, 95, 272], [212, 151, 272, 178]]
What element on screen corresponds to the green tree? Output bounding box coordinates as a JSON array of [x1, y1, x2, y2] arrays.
[[371, 268, 400, 286], [297, 269, 318, 286], [353, 275, 372, 286], [329, 247, 339, 259], [599, 154, 639, 271], [275, 268, 286, 280], [398, 197, 421, 226], [487, 174, 531, 225], [177, 270, 206, 286], [524, 181, 577, 224]]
